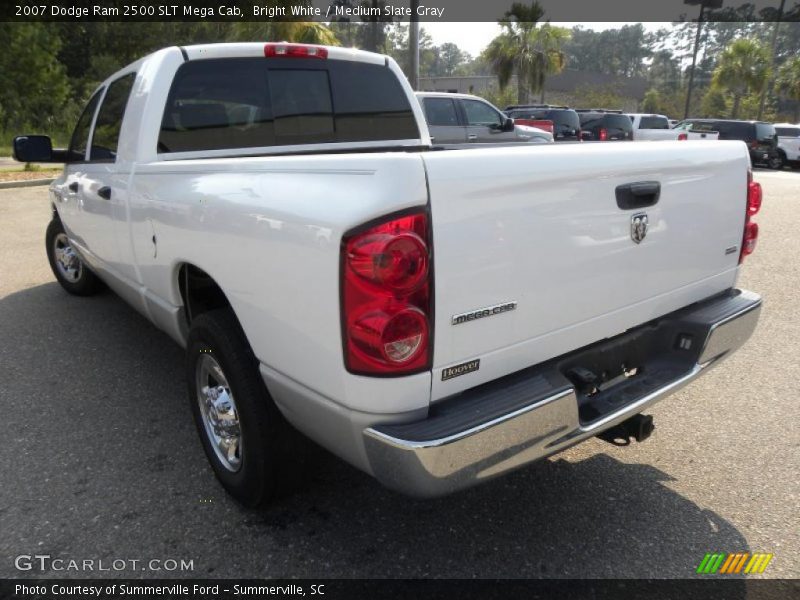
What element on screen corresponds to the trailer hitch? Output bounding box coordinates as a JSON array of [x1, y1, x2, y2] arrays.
[[597, 414, 655, 446]]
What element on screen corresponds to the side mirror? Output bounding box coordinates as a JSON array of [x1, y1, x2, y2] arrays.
[[13, 135, 53, 162], [502, 117, 515, 132]]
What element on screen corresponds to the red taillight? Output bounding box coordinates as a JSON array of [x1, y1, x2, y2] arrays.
[[741, 222, 759, 258], [677, 132, 688, 141], [740, 170, 761, 264], [747, 179, 762, 216], [264, 43, 328, 59], [599, 128, 608, 141], [342, 211, 432, 375], [347, 232, 427, 293]]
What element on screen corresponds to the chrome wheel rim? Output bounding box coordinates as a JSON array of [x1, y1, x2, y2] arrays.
[[53, 233, 82, 283], [196, 354, 242, 472]]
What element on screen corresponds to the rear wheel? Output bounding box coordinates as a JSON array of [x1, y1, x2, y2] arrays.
[[45, 218, 104, 296], [186, 309, 298, 507]]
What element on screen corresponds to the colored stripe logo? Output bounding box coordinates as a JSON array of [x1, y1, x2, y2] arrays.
[[696, 552, 773, 574]]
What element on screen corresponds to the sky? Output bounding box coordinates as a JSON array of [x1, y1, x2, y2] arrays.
[[423, 22, 669, 57]]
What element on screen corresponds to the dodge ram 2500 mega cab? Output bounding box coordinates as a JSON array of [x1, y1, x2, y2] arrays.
[[13, 43, 763, 507]]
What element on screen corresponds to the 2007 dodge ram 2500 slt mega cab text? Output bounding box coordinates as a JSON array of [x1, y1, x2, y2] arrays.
[[14, 43, 763, 507]]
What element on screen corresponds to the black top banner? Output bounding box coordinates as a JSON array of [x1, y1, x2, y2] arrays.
[[3, 0, 800, 22]]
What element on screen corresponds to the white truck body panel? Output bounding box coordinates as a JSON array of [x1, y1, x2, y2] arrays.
[[424, 141, 747, 399], [32, 44, 760, 496]]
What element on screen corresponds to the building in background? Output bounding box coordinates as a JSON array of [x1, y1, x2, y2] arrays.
[[419, 70, 648, 111]]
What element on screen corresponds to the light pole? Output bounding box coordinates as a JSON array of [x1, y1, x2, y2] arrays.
[[409, 0, 419, 89], [683, 0, 723, 119]]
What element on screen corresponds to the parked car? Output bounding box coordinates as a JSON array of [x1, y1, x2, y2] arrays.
[[504, 105, 581, 141], [626, 113, 719, 141], [14, 43, 761, 505], [576, 109, 634, 141], [416, 92, 552, 144], [675, 119, 781, 169], [774, 122, 800, 169]]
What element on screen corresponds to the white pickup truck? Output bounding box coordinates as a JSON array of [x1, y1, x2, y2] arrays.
[[14, 43, 762, 506], [627, 113, 719, 141], [775, 123, 800, 168]]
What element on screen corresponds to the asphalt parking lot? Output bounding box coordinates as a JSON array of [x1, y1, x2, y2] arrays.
[[1, 170, 798, 580]]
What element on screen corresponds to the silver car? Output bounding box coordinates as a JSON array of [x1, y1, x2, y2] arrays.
[[416, 91, 553, 144]]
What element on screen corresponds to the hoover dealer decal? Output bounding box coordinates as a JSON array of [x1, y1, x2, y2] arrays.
[[442, 359, 480, 381]]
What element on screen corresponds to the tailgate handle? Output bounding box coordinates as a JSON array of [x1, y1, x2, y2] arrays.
[[616, 181, 660, 210]]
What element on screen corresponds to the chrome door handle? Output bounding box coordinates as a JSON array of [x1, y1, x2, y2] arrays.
[[468, 134, 477, 140]]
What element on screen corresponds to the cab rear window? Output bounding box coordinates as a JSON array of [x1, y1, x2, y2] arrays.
[[159, 57, 420, 153], [776, 127, 800, 137], [638, 116, 669, 129]]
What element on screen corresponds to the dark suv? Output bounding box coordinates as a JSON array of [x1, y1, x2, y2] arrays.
[[505, 105, 581, 141], [675, 119, 781, 169], [576, 109, 633, 141]]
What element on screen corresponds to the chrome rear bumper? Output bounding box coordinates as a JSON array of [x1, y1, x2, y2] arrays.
[[364, 289, 761, 498]]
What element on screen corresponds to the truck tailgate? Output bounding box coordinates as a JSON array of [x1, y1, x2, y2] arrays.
[[422, 141, 749, 400]]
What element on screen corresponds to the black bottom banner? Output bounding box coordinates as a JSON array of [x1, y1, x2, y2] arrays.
[[1, 579, 799, 600]]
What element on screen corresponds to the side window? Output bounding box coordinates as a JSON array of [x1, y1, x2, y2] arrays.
[[68, 90, 103, 162], [90, 73, 136, 161], [462, 100, 502, 127], [423, 98, 459, 127]]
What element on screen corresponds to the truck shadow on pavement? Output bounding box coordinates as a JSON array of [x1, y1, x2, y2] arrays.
[[0, 283, 750, 584]]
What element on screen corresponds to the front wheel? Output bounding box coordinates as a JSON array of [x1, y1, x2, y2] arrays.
[[186, 309, 298, 507], [45, 218, 104, 296]]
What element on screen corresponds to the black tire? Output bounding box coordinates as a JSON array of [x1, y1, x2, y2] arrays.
[[45, 218, 104, 296], [768, 153, 785, 170], [187, 308, 298, 507]]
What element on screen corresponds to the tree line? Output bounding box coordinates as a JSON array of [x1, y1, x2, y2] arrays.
[[2, 4, 800, 143]]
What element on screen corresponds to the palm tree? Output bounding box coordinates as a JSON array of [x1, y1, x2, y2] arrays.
[[776, 57, 800, 122], [711, 39, 771, 119], [227, 22, 340, 46], [276, 22, 340, 45], [483, 2, 569, 104]]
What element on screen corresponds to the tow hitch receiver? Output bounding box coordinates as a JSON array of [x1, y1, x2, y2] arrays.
[[597, 414, 655, 446]]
